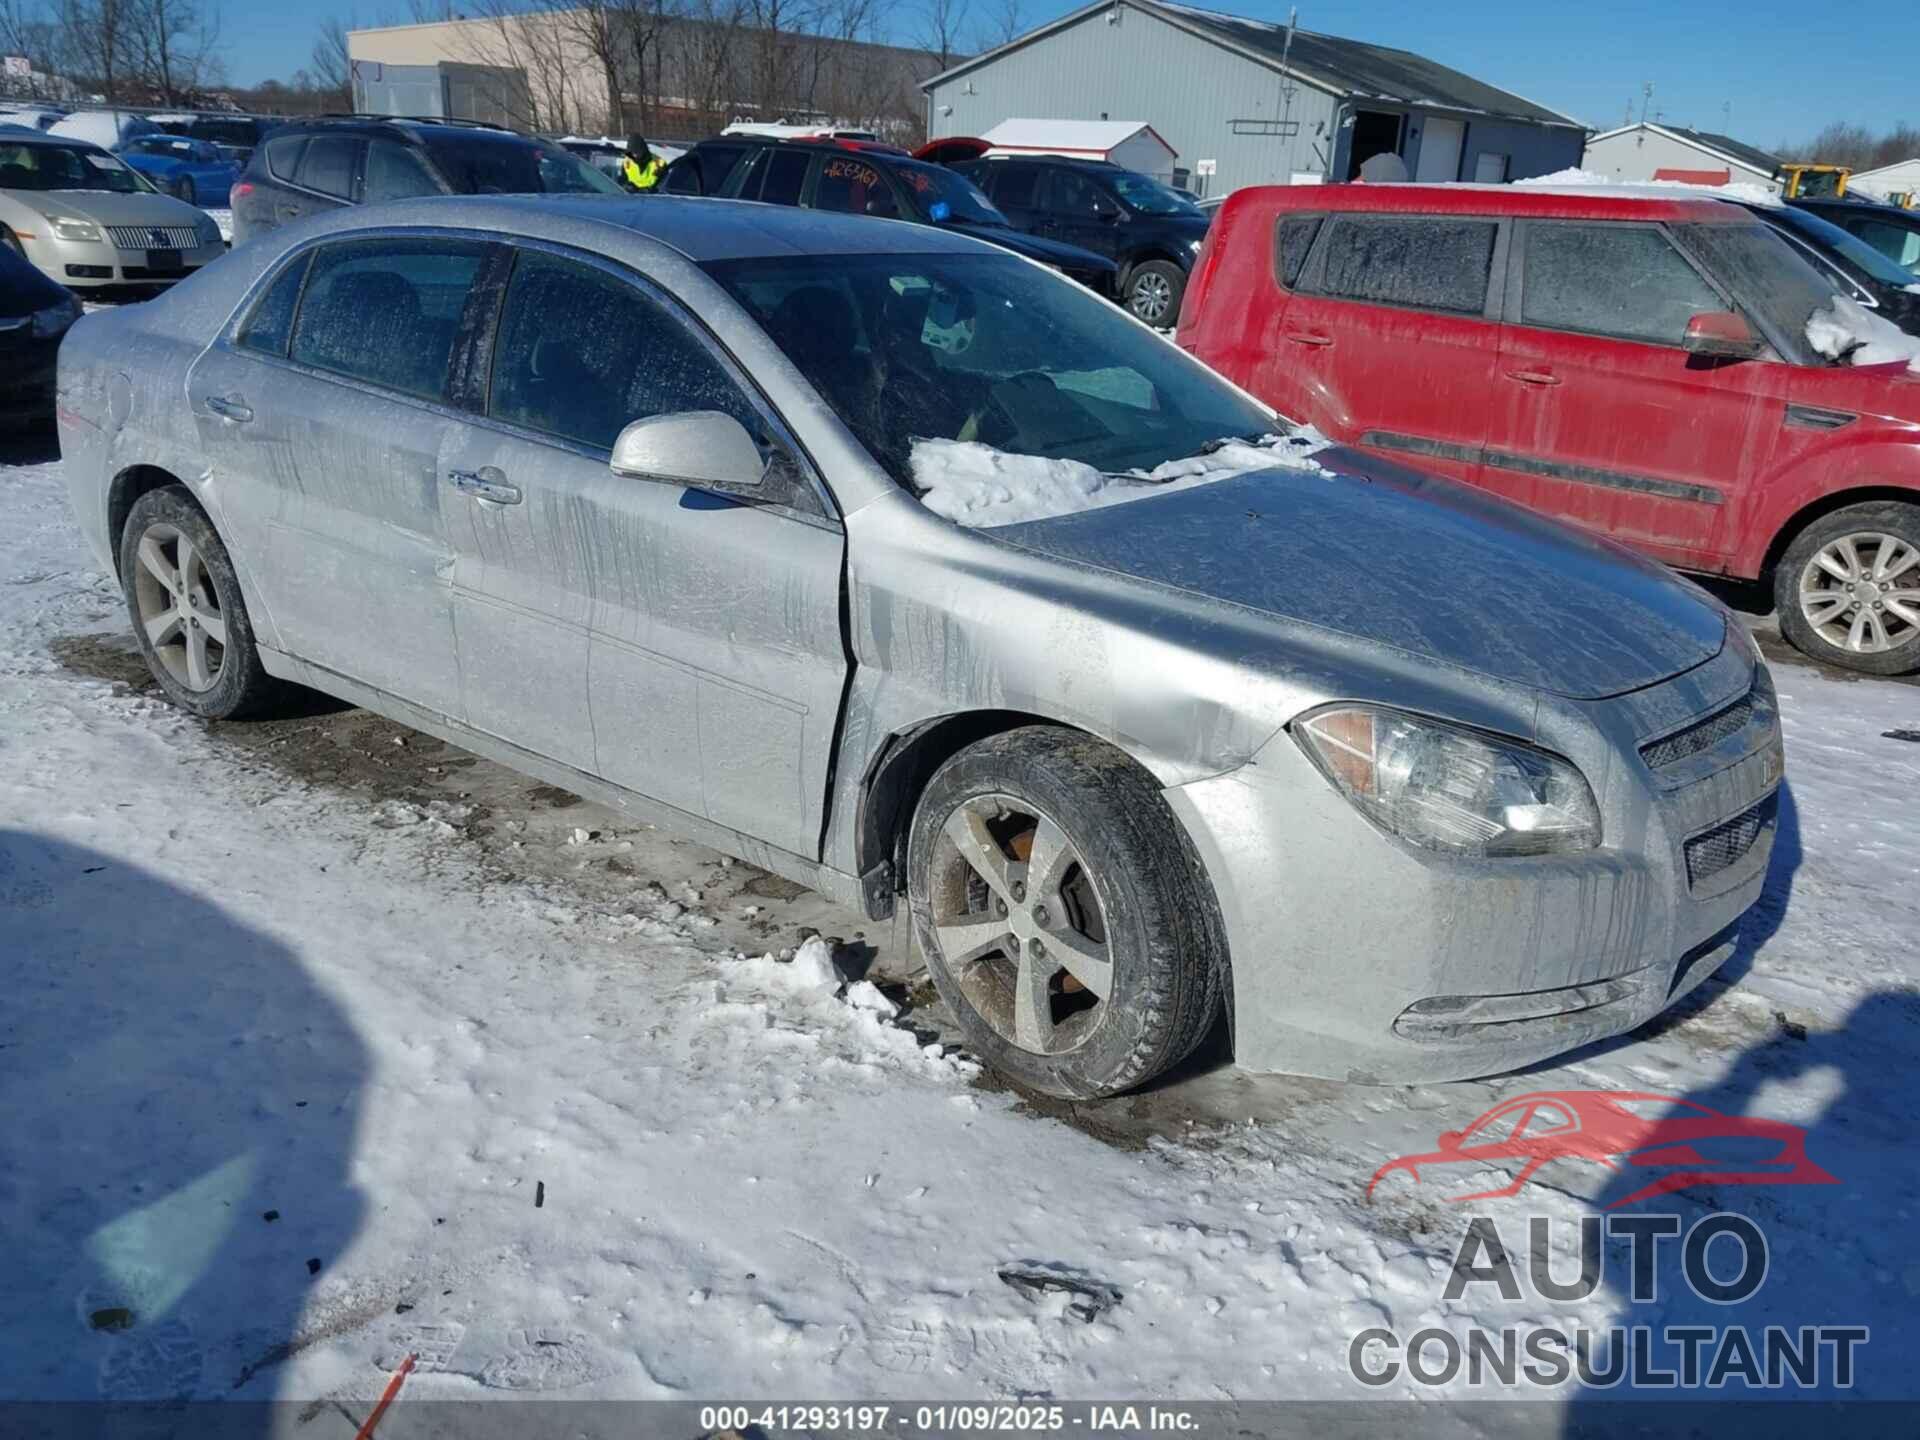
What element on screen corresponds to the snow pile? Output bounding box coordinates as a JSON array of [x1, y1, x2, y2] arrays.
[[1805, 295, 1920, 371], [913, 428, 1333, 528], [1516, 167, 1782, 207]]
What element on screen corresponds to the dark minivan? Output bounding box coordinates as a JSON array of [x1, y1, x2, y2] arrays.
[[951, 154, 1209, 326], [231, 116, 620, 246]]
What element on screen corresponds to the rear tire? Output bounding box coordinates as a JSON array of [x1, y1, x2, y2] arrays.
[[1124, 260, 1186, 328], [907, 726, 1225, 1099], [119, 486, 286, 719], [1773, 501, 1920, 675]]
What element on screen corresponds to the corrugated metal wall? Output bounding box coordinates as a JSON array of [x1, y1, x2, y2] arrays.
[[925, 5, 1341, 197], [925, 3, 1584, 195]]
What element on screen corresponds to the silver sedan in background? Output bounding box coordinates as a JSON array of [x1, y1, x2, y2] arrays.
[[1, 130, 224, 289], [55, 196, 1783, 1097]]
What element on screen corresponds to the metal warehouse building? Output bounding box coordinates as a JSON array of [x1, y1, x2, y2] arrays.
[[922, 0, 1586, 197]]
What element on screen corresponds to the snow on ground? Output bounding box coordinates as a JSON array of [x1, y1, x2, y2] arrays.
[[913, 428, 1332, 527], [1806, 294, 1920, 371], [2, 442, 1919, 1426]]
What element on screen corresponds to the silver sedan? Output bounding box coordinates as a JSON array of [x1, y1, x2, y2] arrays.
[[1, 131, 224, 289], [55, 196, 1784, 1098]]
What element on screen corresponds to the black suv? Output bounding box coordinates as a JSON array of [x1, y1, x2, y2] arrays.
[[1789, 195, 1920, 275], [687, 138, 1117, 291], [1733, 199, 1920, 335], [950, 155, 1209, 326], [231, 116, 620, 246]]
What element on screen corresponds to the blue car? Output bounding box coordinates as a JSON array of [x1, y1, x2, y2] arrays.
[[116, 134, 238, 208]]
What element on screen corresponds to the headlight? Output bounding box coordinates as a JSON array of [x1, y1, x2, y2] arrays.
[[1295, 705, 1601, 857], [49, 216, 102, 242], [30, 294, 80, 339]]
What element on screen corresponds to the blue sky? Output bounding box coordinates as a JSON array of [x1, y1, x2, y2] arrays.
[[219, 0, 1914, 148]]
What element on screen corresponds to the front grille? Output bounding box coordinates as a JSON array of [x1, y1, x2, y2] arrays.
[[1641, 694, 1755, 769], [105, 224, 202, 251], [1685, 791, 1778, 888]]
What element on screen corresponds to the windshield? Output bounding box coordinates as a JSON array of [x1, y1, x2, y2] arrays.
[[420, 132, 621, 195], [1775, 207, 1920, 288], [706, 251, 1274, 488], [1672, 221, 1837, 366], [1109, 170, 1200, 216], [0, 141, 152, 193], [891, 159, 1008, 226]]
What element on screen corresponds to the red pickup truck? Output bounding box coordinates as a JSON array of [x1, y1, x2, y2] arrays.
[[1178, 184, 1920, 675]]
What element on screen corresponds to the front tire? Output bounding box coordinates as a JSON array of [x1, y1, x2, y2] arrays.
[[1124, 259, 1186, 328], [907, 726, 1225, 1099], [1773, 501, 1920, 675], [119, 486, 284, 719]]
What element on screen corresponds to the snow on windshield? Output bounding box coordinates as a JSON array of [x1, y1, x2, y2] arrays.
[[1806, 295, 1920, 371], [912, 428, 1333, 528]]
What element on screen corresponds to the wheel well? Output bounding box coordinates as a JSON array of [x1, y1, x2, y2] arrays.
[[856, 710, 1067, 916], [1761, 486, 1920, 580], [106, 465, 195, 577]]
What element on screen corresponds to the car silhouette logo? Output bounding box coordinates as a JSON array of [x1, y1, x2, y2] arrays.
[[150, 229, 169, 245], [1367, 1089, 1838, 1209]]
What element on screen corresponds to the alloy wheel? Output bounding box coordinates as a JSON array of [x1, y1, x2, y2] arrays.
[[131, 522, 227, 692], [926, 794, 1113, 1056], [1129, 270, 1173, 323], [1797, 531, 1920, 655]]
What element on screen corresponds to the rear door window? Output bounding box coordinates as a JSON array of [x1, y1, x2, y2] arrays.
[[989, 163, 1041, 209], [364, 139, 442, 202], [236, 252, 314, 357], [289, 238, 490, 403], [1273, 213, 1325, 289], [1519, 222, 1722, 346], [758, 149, 811, 207], [487, 249, 759, 452], [1309, 214, 1498, 314], [295, 135, 360, 199]]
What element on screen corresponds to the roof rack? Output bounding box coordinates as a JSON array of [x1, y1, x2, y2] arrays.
[[314, 112, 512, 131]]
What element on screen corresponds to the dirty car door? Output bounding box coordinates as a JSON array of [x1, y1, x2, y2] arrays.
[[446, 244, 848, 856], [191, 234, 495, 719]]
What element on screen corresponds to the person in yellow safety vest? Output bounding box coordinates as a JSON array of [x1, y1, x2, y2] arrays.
[[621, 134, 663, 192]]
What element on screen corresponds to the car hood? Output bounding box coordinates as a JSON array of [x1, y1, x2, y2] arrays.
[[14, 188, 208, 227], [944, 221, 1118, 274], [987, 447, 1728, 701]]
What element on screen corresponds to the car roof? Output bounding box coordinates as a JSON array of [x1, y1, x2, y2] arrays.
[[0, 130, 109, 153], [1243, 181, 1747, 224], [272, 115, 528, 144], [290, 193, 995, 264]]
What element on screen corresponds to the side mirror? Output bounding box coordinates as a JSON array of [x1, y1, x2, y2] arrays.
[[610, 411, 768, 497], [1682, 310, 1763, 360]]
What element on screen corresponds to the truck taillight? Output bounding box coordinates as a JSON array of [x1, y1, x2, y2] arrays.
[[232, 182, 253, 199]]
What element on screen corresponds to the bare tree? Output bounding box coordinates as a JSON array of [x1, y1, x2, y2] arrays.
[[124, 0, 220, 103], [915, 0, 968, 70], [57, 0, 133, 103], [1, 0, 66, 97], [309, 16, 352, 109], [969, 0, 1021, 52]]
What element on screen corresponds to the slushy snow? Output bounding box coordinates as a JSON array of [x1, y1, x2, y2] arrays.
[[913, 428, 1333, 527], [1516, 167, 1784, 207]]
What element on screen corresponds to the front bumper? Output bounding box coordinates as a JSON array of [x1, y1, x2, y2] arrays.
[[1167, 639, 1780, 1084], [23, 232, 223, 288]]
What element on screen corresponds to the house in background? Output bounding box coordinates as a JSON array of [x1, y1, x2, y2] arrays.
[[920, 0, 1586, 197], [1582, 122, 1780, 189], [1851, 157, 1920, 204], [975, 118, 1178, 179]]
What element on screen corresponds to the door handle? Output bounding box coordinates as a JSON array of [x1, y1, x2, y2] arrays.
[[1284, 330, 1334, 347], [204, 393, 253, 423], [1505, 369, 1562, 387], [447, 467, 522, 505]]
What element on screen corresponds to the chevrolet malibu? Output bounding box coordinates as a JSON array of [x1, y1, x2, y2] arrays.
[[56, 197, 1785, 1098]]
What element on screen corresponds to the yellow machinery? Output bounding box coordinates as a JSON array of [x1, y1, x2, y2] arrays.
[[1776, 163, 1852, 199]]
